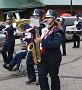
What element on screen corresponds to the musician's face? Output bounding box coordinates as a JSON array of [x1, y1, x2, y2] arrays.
[[46, 17, 54, 25], [6, 19, 12, 24]]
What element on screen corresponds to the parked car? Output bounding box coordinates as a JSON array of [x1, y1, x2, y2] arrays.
[[60, 16, 77, 26], [0, 31, 6, 51], [57, 16, 78, 40]]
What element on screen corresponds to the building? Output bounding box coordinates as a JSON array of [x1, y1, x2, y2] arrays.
[[0, 0, 44, 21]]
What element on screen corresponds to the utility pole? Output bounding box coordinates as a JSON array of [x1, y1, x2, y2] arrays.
[[70, 0, 73, 15]]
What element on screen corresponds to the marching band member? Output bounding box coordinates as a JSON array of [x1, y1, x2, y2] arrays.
[[3, 23, 33, 71], [73, 16, 82, 48], [25, 9, 43, 85], [37, 9, 63, 90], [57, 18, 66, 56], [1, 13, 16, 66]]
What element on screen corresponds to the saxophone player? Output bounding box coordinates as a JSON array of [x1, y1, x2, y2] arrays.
[[37, 9, 63, 90], [25, 9, 44, 85]]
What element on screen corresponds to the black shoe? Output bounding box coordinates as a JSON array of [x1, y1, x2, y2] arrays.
[[3, 65, 12, 71], [36, 81, 40, 85], [76, 46, 80, 48], [62, 54, 66, 56], [72, 46, 76, 48], [25, 78, 36, 85], [3, 62, 8, 67], [13, 67, 19, 71]]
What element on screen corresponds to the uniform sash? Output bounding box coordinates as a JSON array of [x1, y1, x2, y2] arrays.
[[42, 28, 56, 55]]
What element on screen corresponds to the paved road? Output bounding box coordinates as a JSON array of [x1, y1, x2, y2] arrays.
[[0, 40, 82, 90]]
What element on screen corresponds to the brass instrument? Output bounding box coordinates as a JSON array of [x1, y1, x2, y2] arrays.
[[34, 28, 41, 64], [14, 19, 31, 32], [27, 27, 41, 64]]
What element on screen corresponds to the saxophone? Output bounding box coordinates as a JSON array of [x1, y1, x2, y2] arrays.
[[27, 27, 41, 64]]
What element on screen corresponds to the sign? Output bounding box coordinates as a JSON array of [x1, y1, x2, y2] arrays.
[[30, 17, 40, 27]]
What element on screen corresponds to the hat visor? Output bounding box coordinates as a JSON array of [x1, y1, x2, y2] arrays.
[[33, 13, 39, 16], [45, 15, 53, 18], [45, 15, 56, 19]]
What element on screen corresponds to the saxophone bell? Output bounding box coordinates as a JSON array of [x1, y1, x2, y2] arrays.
[[27, 43, 34, 51], [27, 42, 38, 64]]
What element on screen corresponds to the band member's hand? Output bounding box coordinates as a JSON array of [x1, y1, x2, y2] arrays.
[[36, 37, 42, 42], [32, 26, 38, 29]]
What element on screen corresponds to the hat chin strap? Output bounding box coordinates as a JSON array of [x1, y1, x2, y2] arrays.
[[49, 18, 54, 25], [48, 19, 56, 30]]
